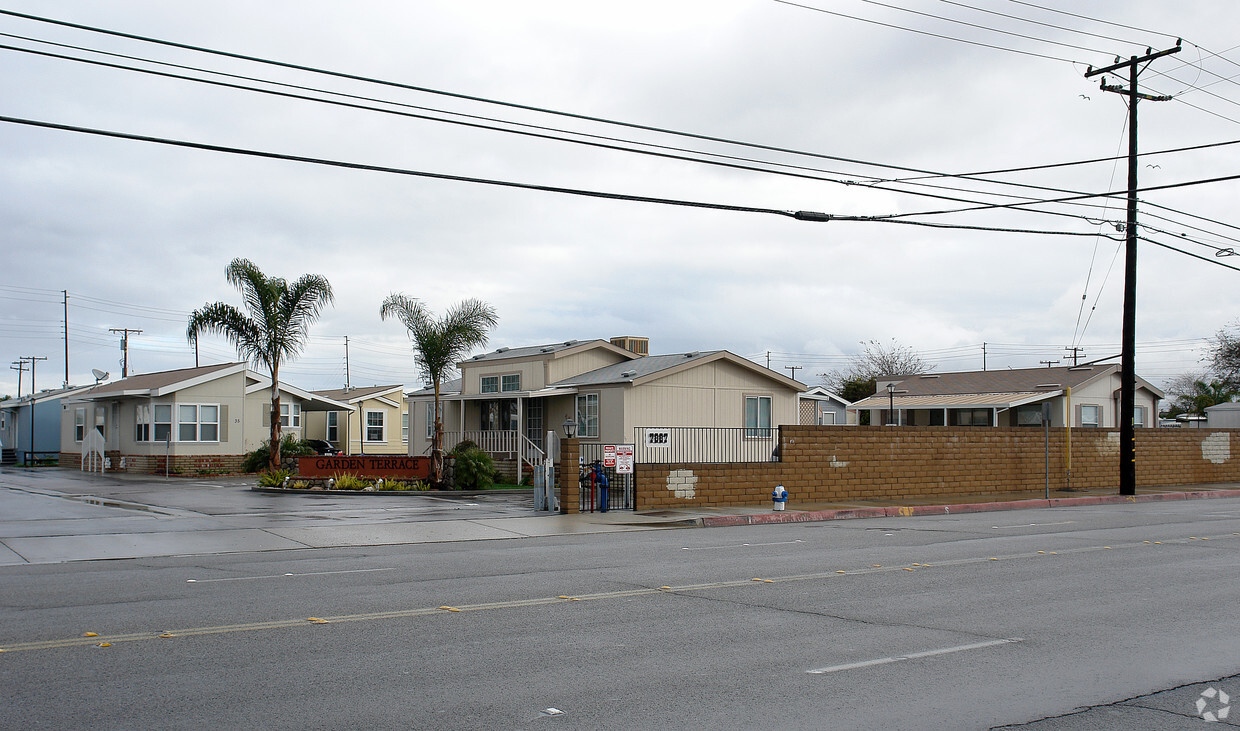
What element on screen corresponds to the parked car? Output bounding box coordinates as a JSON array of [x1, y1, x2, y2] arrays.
[[306, 439, 342, 456]]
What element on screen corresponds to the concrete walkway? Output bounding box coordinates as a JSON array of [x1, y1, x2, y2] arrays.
[[3, 466, 1239, 564]]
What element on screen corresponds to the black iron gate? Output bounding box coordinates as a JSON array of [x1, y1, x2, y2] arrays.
[[576, 443, 634, 511]]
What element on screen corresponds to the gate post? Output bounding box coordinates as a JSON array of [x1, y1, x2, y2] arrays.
[[558, 438, 580, 514]]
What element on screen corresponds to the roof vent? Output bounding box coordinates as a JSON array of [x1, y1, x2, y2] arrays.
[[620, 370, 637, 378], [563, 340, 578, 346], [496, 347, 509, 353], [539, 346, 555, 353], [1035, 383, 1061, 389], [684, 351, 700, 358], [919, 374, 940, 379], [472, 354, 486, 360]]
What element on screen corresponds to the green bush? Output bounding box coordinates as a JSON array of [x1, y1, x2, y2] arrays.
[[257, 469, 292, 487], [449, 444, 496, 490], [379, 479, 429, 492], [330, 473, 369, 491], [242, 435, 314, 473]]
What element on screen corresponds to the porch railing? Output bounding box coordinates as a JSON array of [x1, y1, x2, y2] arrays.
[[441, 430, 545, 468]]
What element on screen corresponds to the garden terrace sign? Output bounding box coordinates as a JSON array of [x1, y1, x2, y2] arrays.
[[297, 456, 432, 480]]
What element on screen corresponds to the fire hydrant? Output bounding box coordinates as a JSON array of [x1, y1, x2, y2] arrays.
[[772, 483, 788, 511]]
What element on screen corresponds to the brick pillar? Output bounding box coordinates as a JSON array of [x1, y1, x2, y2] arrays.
[[558, 438, 580, 514]]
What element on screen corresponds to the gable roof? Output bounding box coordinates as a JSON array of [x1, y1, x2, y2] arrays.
[[406, 378, 463, 399], [459, 339, 637, 367], [312, 385, 405, 406], [0, 384, 98, 409], [551, 350, 805, 391], [69, 362, 245, 400], [852, 363, 1164, 410], [800, 386, 851, 406]]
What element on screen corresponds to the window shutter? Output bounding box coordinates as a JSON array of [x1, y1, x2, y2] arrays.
[[262, 410, 270, 428], [219, 405, 229, 442]]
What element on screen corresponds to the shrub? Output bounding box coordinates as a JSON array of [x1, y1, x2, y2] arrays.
[[449, 444, 496, 490], [379, 479, 429, 492], [330, 473, 369, 491], [257, 469, 292, 487], [242, 435, 314, 473]]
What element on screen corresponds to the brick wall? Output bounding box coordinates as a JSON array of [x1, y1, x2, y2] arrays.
[[558, 438, 581, 514], [634, 426, 1240, 510], [59, 452, 246, 476]]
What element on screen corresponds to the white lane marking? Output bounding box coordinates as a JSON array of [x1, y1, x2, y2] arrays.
[[991, 521, 1074, 529], [806, 638, 1022, 674], [186, 567, 399, 583], [681, 540, 804, 551]]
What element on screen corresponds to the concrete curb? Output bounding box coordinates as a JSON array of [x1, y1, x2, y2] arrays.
[[695, 489, 1240, 528]]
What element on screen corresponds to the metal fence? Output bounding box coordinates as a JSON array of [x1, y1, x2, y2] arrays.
[[576, 442, 634, 511], [631, 426, 781, 464]]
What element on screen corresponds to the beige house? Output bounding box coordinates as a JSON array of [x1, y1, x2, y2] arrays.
[[305, 385, 408, 455], [406, 338, 805, 474], [849, 363, 1164, 428], [59, 362, 349, 474]]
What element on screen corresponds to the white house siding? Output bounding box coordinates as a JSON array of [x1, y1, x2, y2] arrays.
[[622, 360, 799, 435]]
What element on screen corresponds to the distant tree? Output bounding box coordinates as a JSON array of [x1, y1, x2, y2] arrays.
[[0, 394, 10, 401], [381, 294, 498, 486], [1161, 372, 1238, 418], [1210, 324, 1240, 388], [837, 376, 877, 404], [822, 339, 933, 394], [187, 258, 334, 472]]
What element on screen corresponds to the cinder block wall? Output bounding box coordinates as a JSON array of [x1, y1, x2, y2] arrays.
[[634, 427, 1240, 510], [59, 452, 245, 475]]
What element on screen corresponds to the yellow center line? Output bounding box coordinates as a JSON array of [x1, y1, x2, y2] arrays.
[[3, 532, 1232, 654]]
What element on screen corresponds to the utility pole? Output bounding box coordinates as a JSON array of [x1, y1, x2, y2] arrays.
[[20, 356, 47, 466], [784, 365, 802, 382], [10, 360, 27, 397], [109, 328, 143, 378], [982, 342, 987, 371], [344, 336, 352, 391], [1065, 346, 1085, 366], [1039, 360, 1060, 369], [1085, 42, 1179, 497], [62, 290, 69, 387]]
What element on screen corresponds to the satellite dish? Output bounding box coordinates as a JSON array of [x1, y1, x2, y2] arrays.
[[92, 369, 109, 384]]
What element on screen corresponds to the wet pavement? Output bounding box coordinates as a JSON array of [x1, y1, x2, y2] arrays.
[[3, 465, 1240, 565]]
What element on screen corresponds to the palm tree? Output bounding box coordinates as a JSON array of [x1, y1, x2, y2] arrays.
[[187, 258, 334, 471], [380, 294, 498, 484]]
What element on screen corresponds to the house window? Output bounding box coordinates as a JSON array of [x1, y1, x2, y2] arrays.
[[576, 393, 599, 438], [74, 407, 86, 442], [401, 413, 409, 443], [501, 374, 521, 392], [426, 402, 436, 439], [1016, 405, 1044, 426], [154, 404, 172, 442], [1133, 405, 1146, 428], [94, 407, 106, 437], [365, 410, 385, 442], [326, 412, 338, 442], [1080, 405, 1100, 428], [745, 395, 772, 437], [280, 403, 301, 428], [177, 404, 219, 442], [952, 409, 992, 427], [481, 376, 499, 394], [135, 405, 151, 442]]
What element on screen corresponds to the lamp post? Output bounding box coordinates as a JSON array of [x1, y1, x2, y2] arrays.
[[886, 383, 896, 426], [562, 417, 576, 439]]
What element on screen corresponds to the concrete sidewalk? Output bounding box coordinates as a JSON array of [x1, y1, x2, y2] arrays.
[[3, 466, 1240, 564]]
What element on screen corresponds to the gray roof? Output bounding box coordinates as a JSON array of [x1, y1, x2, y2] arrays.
[[407, 378, 463, 398], [551, 351, 723, 387], [312, 385, 403, 403], [882, 364, 1122, 396], [73, 362, 243, 399], [460, 339, 630, 365]]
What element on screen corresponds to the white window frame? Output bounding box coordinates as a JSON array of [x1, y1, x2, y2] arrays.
[[1133, 405, 1146, 428], [501, 373, 521, 392], [426, 402, 435, 439], [576, 393, 599, 439], [401, 412, 409, 443], [480, 375, 499, 394], [74, 407, 86, 442], [280, 402, 302, 428], [177, 404, 219, 442], [745, 395, 773, 438], [1080, 404, 1101, 428], [326, 411, 339, 442], [135, 404, 151, 442], [154, 404, 172, 442], [365, 410, 385, 443]]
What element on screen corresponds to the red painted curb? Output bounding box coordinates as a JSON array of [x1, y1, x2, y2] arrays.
[[695, 489, 1240, 529]]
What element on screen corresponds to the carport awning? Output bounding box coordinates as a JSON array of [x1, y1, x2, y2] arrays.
[[849, 391, 1062, 411]]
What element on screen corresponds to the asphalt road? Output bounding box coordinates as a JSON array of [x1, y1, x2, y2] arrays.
[[2, 480, 1240, 728]]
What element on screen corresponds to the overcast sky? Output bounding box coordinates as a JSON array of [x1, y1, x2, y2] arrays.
[[3, 0, 1239, 397]]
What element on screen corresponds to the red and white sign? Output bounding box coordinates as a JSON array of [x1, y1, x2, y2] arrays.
[[615, 444, 634, 474], [602, 444, 617, 468]]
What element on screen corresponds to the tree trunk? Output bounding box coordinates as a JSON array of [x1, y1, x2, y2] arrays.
[[431, 381, 443, 485], [269, 363, 282, 472]]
